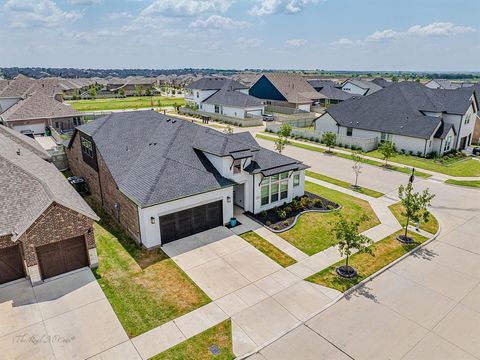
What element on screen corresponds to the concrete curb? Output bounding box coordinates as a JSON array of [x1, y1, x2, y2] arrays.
[[236, 220, 442, 360]]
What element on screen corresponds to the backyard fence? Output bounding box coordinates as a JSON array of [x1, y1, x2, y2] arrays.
[[179, 107, 263, 127]]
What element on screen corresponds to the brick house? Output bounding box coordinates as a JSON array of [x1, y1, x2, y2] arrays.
[[0, 125, 98, 286], [66, 111, 307, 249]]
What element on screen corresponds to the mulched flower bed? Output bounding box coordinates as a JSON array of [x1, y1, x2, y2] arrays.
[[246, 191, 340, 232]]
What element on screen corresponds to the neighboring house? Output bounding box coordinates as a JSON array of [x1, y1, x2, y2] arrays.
[[110, 77, 157, 96], [316, 85, 356, 107], [0, 124, 99, 286], [199, 80, 264, 119], [185, 77, 249, 108], [0, 92, 83, 134], [341, 79, 382, 96], [371, 78, 392, 88], [67, 111, 307, 248], [306, 79, 337, 92], [425, 79, 474, 90], [249, 73, 321, 111], [315, 82, 478, 155]]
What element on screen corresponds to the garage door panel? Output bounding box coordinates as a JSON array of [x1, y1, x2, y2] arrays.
[[0, 245, 25, 284], [37, 236, 88, 280], [160, 200, 223, 245]]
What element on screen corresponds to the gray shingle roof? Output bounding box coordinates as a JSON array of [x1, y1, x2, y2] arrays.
[[0, 125, 50, 160], [343, 79, 382, 95], [434, 122, 456, 139], [187, 77, 247, 91], [0, 92, 81, 122], [307, 80, 336, 90], [326, 82, 477, 139], [203, 81, 263, 108], [371, 78, 392, 88], [430, 79, 474, 90], [75, 111, 306, 206], [0, 128, 98, 239], [318, 86, 356, 101]]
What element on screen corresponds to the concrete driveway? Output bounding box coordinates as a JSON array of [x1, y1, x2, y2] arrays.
[[0, 268, 134, 360]]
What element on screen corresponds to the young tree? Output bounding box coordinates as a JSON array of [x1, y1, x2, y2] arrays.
[[274, 123, 292, 154], [145, 88, 152, 97], [88, 87, 97, 99], [351, 151, 363, 188], [378, 141, 396, 167], [135, 85, 143, 97], [118, 88, 125, 97], [333, 214, 373, 278], [321, 131, 336, 152], [397, 182, 435, 243], [223, 125, 234, 135]]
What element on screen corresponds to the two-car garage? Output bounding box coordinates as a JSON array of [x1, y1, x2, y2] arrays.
[[0, 245, 25, 285], [159, 200, 224, 245]]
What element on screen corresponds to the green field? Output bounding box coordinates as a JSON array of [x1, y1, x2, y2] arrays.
[[68, 96, 184, 112]]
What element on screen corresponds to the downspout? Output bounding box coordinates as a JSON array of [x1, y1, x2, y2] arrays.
[[252, 174, 255, 214], [423, 139, 428, 157], [455, 115, 464, 149]]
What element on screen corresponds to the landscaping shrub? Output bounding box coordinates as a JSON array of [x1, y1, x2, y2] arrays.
[[277, 209, 287, 220]]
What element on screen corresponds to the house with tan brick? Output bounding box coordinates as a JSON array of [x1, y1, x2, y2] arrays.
[[67, 111, 307, 248], [0, 125, 98, 286]]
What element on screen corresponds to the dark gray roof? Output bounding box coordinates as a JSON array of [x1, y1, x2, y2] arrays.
[[371, 78, 392, 88], [187, 77, 247, 91], [0, 127, 98, 238], [431, 87, 477, 115], [318, 86, 356, 101], [75, 112, 305, 207], [203, 81, 263, 108], [343, 79, 382, 95], [307, 80, 336, 90], [434, 122, 456, 139], [429, 79, 474, 90]]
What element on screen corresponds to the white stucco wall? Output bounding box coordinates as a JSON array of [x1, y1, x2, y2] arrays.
[[138, 186, 234, 248], [342, 82, 366, 95], [188, 89, 217, 106], [297, 103, 312, 112], [12, 122, 47, 134], [314, 113, 338, 133], [200, 103, 264, 119]]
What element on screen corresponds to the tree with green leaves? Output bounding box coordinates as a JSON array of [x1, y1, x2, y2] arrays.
[[88, 87, 97, 99], [378, 141, 396, 167], [135, 85, 143, 96], [321, 131, 336, 152], [118, 88, 125, 97], [274, 123, 292, 154], [397, 182, 435, 243], [351, 151, 363, 188], [391, 76, 399, 82], [145, 88, 152, 97], [333, 214, 373, 278]]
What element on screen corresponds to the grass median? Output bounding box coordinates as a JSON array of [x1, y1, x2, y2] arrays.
[[306, 170, 384, 198], [445, 179, 480, 188], [240, 231, 296, 267], [306, 230, 428, 292], [388, 202, 439, 234]]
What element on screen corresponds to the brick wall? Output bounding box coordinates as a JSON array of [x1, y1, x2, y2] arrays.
[[0, 235, 15, 249], [19, 203, 95, 267], [67, 131, 141, 242]]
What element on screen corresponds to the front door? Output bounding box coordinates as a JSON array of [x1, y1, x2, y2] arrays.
[[233, 184, 245, 208], [459, 136, 467, 150]]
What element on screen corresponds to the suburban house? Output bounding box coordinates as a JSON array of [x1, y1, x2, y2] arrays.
[[185, 77, 249, 107], [341, 79, 383, 96], [315, 82, 478, 155], [67, 111, 307, 248], [0, 75, 84, 134], [307, 79, 337, 92], [107, 77, 157, 96], [249, 73, 321, 111], [0, 124, 99, 286], [425, 79, 474, 90], [316, 85, 356, 107], [371, 78, 392, 88]]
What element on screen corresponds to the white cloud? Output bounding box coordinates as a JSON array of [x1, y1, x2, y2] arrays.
[[141, 0, 235, 17], [3, 0, 81, 28], [190, 15, 249, 29], [69, 0, 102, 5], [103, 11, 133, 21], [237, 37, 263, 48], [332, 22, 476, 46], [286, 38, 307, 47], [330, 37, 354, 46], [249, 0, 319, 16], [407, 22, 475, 36]]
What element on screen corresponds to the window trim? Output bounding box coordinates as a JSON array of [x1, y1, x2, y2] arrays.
[[293, 173, 300, 187]]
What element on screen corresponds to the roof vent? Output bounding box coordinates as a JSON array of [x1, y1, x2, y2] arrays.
[[126, 145, 129, 151], [16, 148, 21, 156]]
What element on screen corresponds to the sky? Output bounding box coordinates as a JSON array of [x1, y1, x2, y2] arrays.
[[0, 0, 479, 71]]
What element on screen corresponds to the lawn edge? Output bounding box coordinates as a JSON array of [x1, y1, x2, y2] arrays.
[[236, 221, 441, 360], [444, 179, 480, 189]]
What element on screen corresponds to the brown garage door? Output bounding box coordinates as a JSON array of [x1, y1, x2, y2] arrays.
[[160, 200, 223, 244], [36, 236, 89, 280], [0, 245, 25, 285]]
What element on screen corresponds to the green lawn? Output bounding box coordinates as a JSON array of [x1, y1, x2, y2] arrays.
[[256, 133, 431, 178], [151, 320, 234, 360], [90, 200, 210, 338], [445, 179, 480, 188], [388, 202, 439, 234], [279, 181, 380, 256], [306, 230, 428, 292], [306, 170, 384, 198], [240, 231, 296, 267], [68, 96, 185, 112], [367, 149, 480, 177]]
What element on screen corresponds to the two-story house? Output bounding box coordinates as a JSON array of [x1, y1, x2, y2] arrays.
[[315, 82, 478, 155], [67, 111, 307, 248]]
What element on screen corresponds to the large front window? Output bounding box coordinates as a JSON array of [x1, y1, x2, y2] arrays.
[[380, 132, 392, 143], [260, 172, 289, 206], [444, 136, 452, 152], [293, 173, 300, 187]]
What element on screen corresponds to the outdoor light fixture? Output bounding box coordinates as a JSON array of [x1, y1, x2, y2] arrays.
[[87, 228, 93, 235], [227, 196, 231, 203], [150, 217, 155, 224]]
